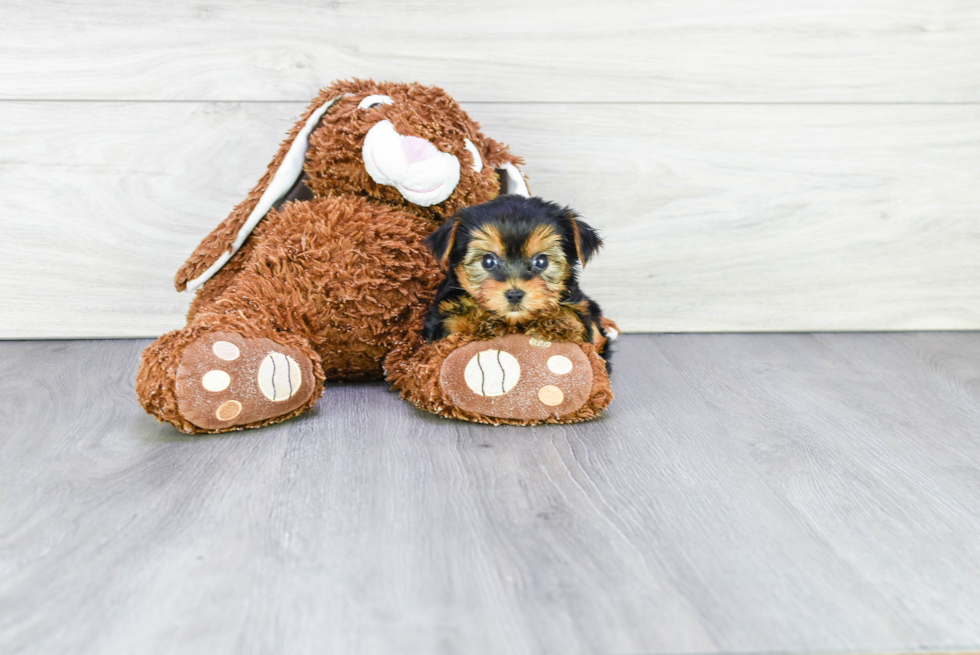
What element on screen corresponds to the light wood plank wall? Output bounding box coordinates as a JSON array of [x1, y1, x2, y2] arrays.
[[2, 1, 979, 338]]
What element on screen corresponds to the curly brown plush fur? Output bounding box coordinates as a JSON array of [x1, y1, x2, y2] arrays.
[[137, 80, 524, 433], [384, 327, 615, 426], [385, 329, 613, 425]]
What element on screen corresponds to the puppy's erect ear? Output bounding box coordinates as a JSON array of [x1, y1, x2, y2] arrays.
[[426, 215, 462, 270], [565, 211, 603, 268]]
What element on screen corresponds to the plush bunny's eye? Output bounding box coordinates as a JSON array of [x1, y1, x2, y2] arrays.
[[358, 95, 394, 110], [464, 138, 483, 173]]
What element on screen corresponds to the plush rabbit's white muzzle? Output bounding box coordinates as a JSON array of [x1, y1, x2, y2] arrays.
[[362, 120, 462, 207]]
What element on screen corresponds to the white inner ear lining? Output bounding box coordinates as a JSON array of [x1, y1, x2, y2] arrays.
[[498, 162, 530, 197], [464, 138, 483, 173], [184, 95, 345, 292]]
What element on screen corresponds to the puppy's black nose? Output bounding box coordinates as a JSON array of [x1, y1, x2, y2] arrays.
[[504, 288, 525, 305]]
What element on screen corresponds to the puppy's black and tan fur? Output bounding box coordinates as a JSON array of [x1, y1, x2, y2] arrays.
[[423, 195, 613, 366]]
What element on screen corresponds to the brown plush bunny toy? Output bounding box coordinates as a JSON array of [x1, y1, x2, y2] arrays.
[[137, 79, 523, 432], [137, 79, 612, 433]]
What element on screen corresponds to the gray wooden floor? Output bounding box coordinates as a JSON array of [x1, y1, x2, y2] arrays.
[[2, 334, 980, 655]]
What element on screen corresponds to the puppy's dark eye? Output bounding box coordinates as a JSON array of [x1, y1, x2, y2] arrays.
[[531, 254, 549, 271], [482, 254, 498, 270]]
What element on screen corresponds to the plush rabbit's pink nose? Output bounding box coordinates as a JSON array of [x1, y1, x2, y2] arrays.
[[402, 136, 438, 164]]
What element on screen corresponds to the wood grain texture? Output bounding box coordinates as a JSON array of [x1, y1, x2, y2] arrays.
[[2, 101, 979, 337], [1, 0, 979, 102], [2, 334, 980, 654]]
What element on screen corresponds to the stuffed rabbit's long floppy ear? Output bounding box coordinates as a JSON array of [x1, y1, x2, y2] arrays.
[[174, 94, 344, 292]]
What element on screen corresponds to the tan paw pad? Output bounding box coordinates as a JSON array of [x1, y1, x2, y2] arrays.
[[463, 349, 521, 397], [216, 400, 243, 421], [212, 340, 241, 361], [547, 355, 573, 375], [257, 352, 303, 401], [440, 334, 594, 421], [176, 332, 315, 431], [538, 385, 564, 406], [201, 370, 231, 392]]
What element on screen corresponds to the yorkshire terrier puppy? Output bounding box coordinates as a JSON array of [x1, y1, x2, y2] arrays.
[[423, 195, 613, 366]]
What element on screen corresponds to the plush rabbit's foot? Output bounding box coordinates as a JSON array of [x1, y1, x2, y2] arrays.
[[175, 331, 316, 431], [440, 334, 594, 421]]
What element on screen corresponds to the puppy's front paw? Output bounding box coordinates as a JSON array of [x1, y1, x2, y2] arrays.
[[439, 334, 595, 421]]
